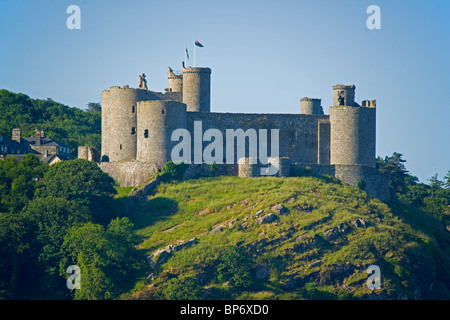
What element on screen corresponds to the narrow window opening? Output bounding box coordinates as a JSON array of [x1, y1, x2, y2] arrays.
[[144, 129, 149, 138], [162, 109, 165, 114], [132, 105, 135, 113], [131, 127, 136, 135], [120, 144, 122, 150]]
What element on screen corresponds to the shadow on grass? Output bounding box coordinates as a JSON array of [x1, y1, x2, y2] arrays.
[[129, 197, 179, 230]]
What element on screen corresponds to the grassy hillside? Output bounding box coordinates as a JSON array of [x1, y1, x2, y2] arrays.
[[117, 175, 450, 300]]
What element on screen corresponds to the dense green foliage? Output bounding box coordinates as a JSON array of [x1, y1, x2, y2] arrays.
[[0, 157, 143, 299], [158, 161, 188, 182], [377, 152, 450, 226], [0, 90, 101, 159]]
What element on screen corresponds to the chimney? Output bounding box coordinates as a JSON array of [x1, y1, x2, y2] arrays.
[[35, 128, 42, 146], [12, 128, 21, 143]]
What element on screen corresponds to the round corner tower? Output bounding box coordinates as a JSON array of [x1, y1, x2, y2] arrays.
[[329, 84, 376, 167], [136, 100, 187, 167], [182, 66, 211, 112], [300, 98, 324, 115], [101, 86, 161, 162]]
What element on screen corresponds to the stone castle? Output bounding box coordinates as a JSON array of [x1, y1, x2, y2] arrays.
[[82, 65, 390, 201]]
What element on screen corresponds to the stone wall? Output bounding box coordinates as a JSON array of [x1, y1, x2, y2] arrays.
[[334, 165, 391, 202], [78, 146, 100, 162], [100, 161, 158, 187], [185, 112, 330, 165]]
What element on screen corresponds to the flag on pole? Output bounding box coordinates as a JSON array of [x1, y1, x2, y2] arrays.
[[186, 47, 190, 59], [195, 39, 204, 47]]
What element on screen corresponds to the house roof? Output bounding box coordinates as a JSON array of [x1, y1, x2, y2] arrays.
[[0, 139, 35, 153], [22, 136, 68, 148], [5, 153, 70, 164]]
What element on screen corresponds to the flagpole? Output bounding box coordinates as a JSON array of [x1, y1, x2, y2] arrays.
[[194, 40, 196, 67]]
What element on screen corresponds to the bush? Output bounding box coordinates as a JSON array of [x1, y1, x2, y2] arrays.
[[215, 246, 253, 288], [357, 179, 366, 191], [161, 276, 203, 300], [159, 161, 188, 182]]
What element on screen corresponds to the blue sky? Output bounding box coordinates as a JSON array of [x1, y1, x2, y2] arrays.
[[0, 0, 449, 183]]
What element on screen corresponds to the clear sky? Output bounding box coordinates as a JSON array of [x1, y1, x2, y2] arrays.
[[0, 0, 449, 183]]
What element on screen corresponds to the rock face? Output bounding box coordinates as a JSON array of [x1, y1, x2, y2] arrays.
[[147, 237, 197, 268], [209, 226, 223, 234], [308, 260, 322, 269], [255, 210, 264, 217], [324, 223, 349, 242], [351, 218, 367, 228], [271, 204, 287, 215], [294, 234, 320, 254], [256, 213, 277, 225]]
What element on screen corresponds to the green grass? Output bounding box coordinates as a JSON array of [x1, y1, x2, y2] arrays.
[[120, 176, 450, 300], [115, 186, 133, 199]]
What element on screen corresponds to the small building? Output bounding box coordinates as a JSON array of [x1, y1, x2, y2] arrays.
[[0, 128, 71, 164]]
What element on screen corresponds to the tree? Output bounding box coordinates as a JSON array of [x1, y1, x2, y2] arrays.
[[86, 102, 101, 113], [0, 154, 48, 299], [35, 159, 118, 225], [22, 196, 91, 297], [428, 174, 444, 198], [377, 152, 418, 195], [443, 171, 450, 189], [60, 218, 142, 300]]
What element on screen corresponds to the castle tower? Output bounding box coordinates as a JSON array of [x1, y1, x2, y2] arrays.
[[333, 84, 356, 107], [101, 85, 161, 162], [182, 66, 211, 112], [329, 84, 376, 167], [167, 67, 183, 93], [136, 100, 187, 167], [300, 98, 324, 115]]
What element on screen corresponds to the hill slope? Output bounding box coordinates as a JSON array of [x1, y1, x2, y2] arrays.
[[119, 175, 450, 300]]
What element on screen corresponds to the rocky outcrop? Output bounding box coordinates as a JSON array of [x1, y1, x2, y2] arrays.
[[324, 223, 349, 242], [129, 175, 160, 201], [271, 204, 287, 215], [147, 237, 197, 268], [351, 218, 368, 228], [256, 213, 277, 225]]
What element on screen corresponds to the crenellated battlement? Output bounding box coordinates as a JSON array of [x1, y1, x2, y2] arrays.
[[182, 66, 212, 74]]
